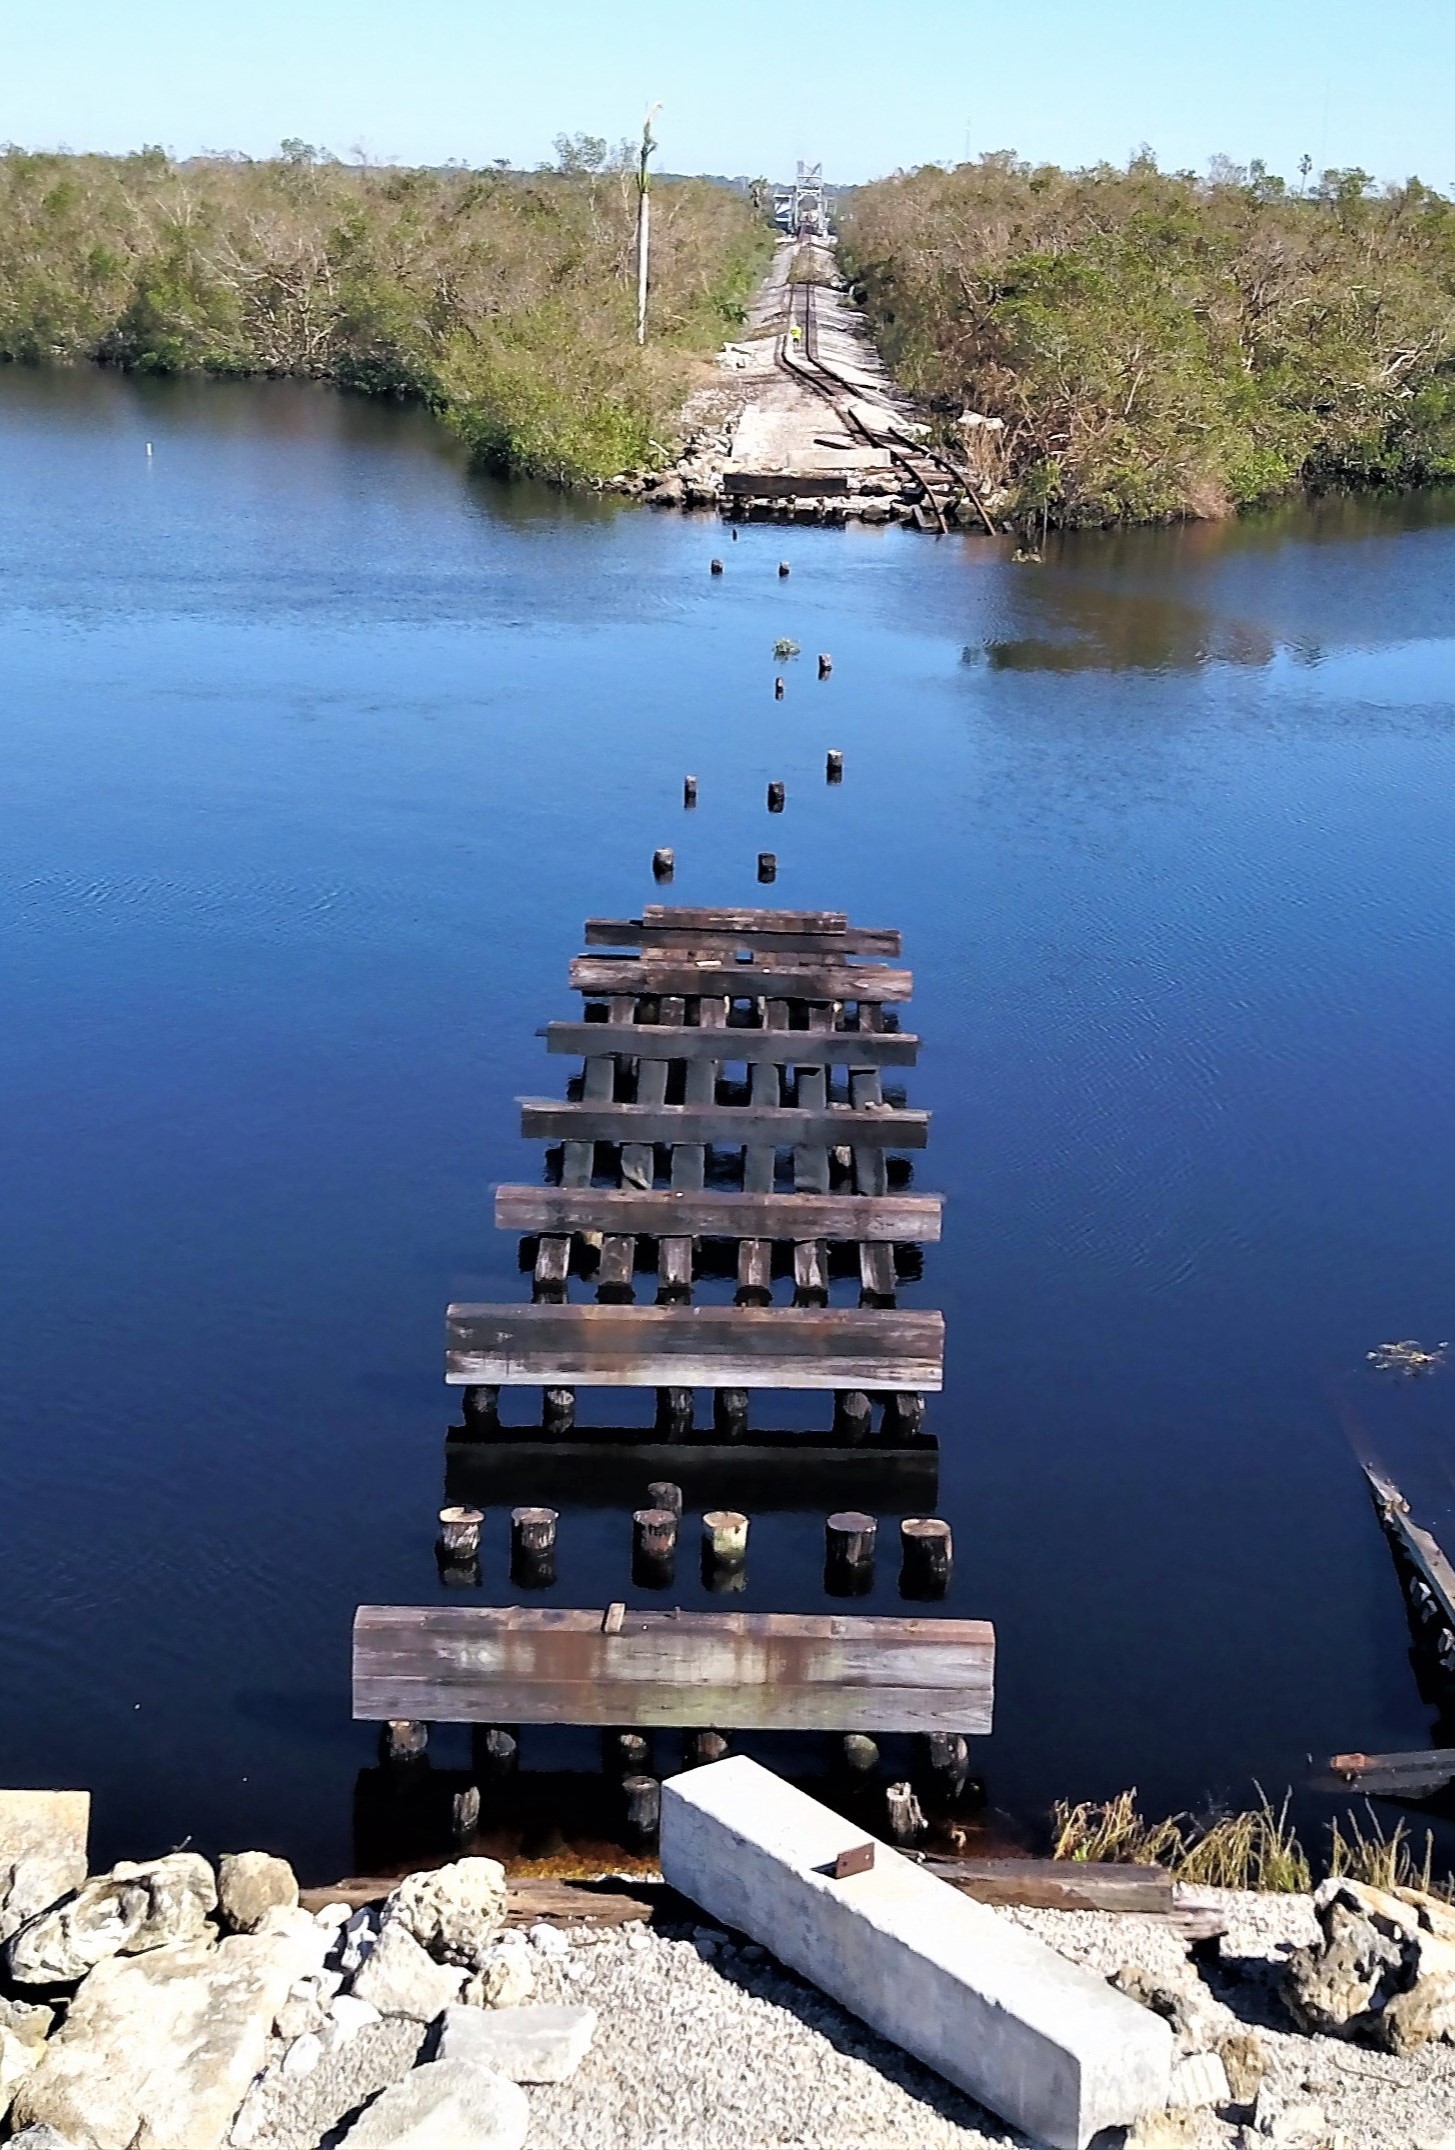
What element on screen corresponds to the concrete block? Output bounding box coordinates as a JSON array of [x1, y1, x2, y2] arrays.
[[659, 1756, 1172, 2150], [437, 2002, 596, 2081]]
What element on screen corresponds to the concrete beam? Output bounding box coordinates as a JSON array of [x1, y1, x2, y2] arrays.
[[659, 1756, 1171, 2150]]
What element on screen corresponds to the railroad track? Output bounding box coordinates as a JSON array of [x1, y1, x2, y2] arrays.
[[774, 254, 995, 536]]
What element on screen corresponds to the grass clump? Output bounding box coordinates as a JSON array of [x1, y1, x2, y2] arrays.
[[0, 144, 774, 485], [839, 151, 1455, 529], [1049, 1785, 1455, 1897]]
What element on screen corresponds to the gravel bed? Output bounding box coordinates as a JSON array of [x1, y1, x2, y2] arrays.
[[512, 1895, 1455, 2150], [522, 1920, 1028, 2150]]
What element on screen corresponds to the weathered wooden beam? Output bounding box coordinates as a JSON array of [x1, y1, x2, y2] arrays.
[[585, 920, 901, 957], [1326, 1746, 1455, 1796], [924, 1860, 1176, 1915], [497, 1191, 941, 1242], [301, 1876, 654, 1926], [445, 1303, 945, 1391], [545, 1023, 919, 1068], [570, 958, 913, 1004], [520, 1100, 928, 1148], [642, 905, 848, 933], [352, 1605, 994, 1734]]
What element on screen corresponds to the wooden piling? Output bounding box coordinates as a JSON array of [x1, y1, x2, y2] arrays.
[[826, 750, 844, 782], [437, 1506, 482, 1560], [450, 1784, 480, 1847], [604, 1729, 650, 1776], [833, 1390, 873, 1445], [542, 1387, 576, 1435], [923, 1731, 971, 1799], [710, 559, 723, 576], [839, 1732, 880, 1777], [652, 848, 674, 881], [773, 677, 785, 700], [757, 852, 777, 883], [471, 1725, 519, 1779], [900, 1517, 953, 1598], [622, 1773, 661, 1844], [683, 1728, 730, 1768], [381, 1719, 428, 1767], [818, 655, 833, 679], [655, 1387, 694, 1438], [646, 1479, 683, 1517], [461, 1384, 500, 1432], [778, 561, 791, 577], [885, 1779, 927, 1845], [632, 1506, 679, 1575], [701, 1509, 749, 1571], [683, 775, 698, 807], [713, 1388, 749, 1438], [511, 1506, 558, 1587], [825, 1510, 877, 1593]]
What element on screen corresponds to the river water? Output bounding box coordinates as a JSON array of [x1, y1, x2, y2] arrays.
[[4, 364, 1455, 1880]]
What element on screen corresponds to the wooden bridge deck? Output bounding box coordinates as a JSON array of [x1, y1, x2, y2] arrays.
[[454, 902, 945, 1443]]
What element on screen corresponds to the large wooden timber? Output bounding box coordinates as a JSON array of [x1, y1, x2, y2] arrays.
[[570, 957, 913, 1003], [519, 1100, 929, 1148], [353, 1605, 994, 1733], [446, 1303, 945, 1391], [545, 1020, 920, 1067], [586, 919, 902, 957], [643, 906, 852, 933], [495, 1187, 942, 1242]]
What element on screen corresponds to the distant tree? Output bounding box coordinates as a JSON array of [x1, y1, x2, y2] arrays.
[[552, 133, 608, 176]]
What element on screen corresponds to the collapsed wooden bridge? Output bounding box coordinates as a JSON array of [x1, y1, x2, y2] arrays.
[[353, 902, 993, 1815], [445, 901, 945, 1492]]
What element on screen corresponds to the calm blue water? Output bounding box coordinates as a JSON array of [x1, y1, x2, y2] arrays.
[[4, 364, 1455, 1878]]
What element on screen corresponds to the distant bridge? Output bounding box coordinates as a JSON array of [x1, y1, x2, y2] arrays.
[[773, 161, 829, 237]]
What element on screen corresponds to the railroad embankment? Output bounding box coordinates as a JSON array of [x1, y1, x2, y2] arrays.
[[617, 237, 1002, 528]]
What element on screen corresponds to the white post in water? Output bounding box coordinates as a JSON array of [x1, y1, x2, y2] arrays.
[[636, 103, 660, 346]]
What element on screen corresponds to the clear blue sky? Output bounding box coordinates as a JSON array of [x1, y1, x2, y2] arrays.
[[7, 0, 1453, 189]]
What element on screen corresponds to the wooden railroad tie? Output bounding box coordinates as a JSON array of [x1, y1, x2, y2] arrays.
[[352, 1605, 995, 1735]]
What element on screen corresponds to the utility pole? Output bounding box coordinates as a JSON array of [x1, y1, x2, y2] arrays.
[[636, 103, 661, 347]]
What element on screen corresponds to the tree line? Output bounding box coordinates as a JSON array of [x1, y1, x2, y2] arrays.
[[838, 153, 1455, 527], [0, 144, 771, 483]]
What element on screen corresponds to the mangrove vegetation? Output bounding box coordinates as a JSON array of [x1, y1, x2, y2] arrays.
[[839, 154, 1455, 527], [0, 142, 772, 483]]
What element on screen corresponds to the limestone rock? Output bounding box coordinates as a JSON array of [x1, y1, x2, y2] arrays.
[[383, 1860, 507, 1970], [349, 1921, 465, 2021], [218, 1854, 297, 1936], [1122, 2112, 1206, 2150], [1216, 2027, 1267, 2103], [337, 2058, 528, 2149], [327, 1993, 381, 2045], [10, 1931, 300, 2150], [1111, 1963, 1230, 2055], [8, 2127, 83, 2149], [0, 1997, 55, 2050], [1167, 2049, 1231, 2110], [1, 2027, 45, 2122], [1285, 1875, 1455, 2050], [5, 1853, 217, 1987], [438, 2001, 596, 2083], [462, 1947, 534, 2010], [0, 1792, 90, 1945]]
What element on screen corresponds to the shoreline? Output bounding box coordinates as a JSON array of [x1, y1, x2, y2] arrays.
[[3, 1796, 1453, 2149]]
